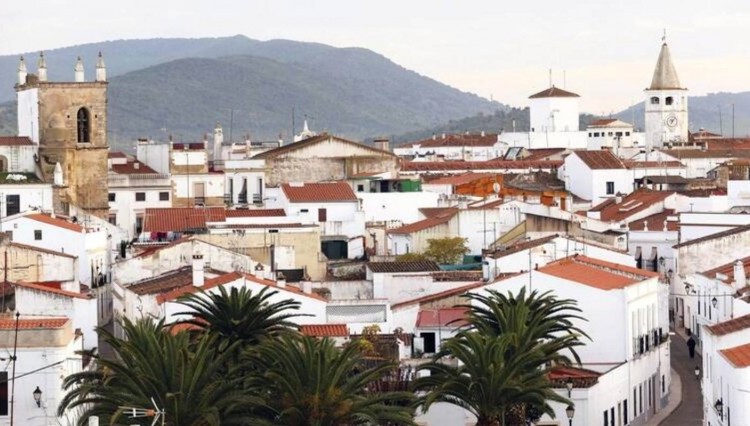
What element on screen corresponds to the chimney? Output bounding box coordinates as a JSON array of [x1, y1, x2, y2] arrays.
[[302, 281, 313, 294], [441, 133, 446, 139], [276, 272, 286, 288], [373, 137, 390, 152], [133, 162, 140, 170], [192, 254, 205, 287], [734, 259, 746, 291], [481, 130, 486, 137]]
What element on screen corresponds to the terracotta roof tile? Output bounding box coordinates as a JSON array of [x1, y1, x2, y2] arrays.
[[706, 313, 750, 336], [27, 213, 83, 232], [624, 160, 685, 169], [111, 160, 158, 175], [628, 209, 679, 232], [391, 281, 487, 309], [8, 241, 77, 258], [300, 324, 349, 337], [225, 209, 285, 218], [418, 207, 460, 218], [143, 207, 226, 233], [127, 266, 194, 296], [588, 118, 619, 127], [484, 235, 558, 259], [0, 317, 68, 329], [538, 255, 657, 290], [587, 189, 674, 223], [0, 136, 33, 146], [701, 256, 750, 284], [410, 133, 500, 148], [402, 160, 562, 172], [388, 208, 458, 235], [720, 342, 750, 368], [674, 224, 750, 249], [253, 133, 395, 159], [416, 307, 469, 328], [281, 182, 357, 203], [13, 281, 92, 299], [549, 366, 602, 388], [572, 150, 626, 169], [529, 86, 580, 99], [423, 173, 492, 186], [368, 261, 441, 273]]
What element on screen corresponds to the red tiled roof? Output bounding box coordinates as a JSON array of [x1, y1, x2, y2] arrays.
[[587, 189, 674, 222], [388, 208, 457, 235], [143, 207, 226, 233], [0, 317, 68, 329], [409, 133, 499, 148], [0, 136, 33, 146], [253, 133, 395, 159], [13, 281, 91, 299], [706, 313, 750, 336], [368, 261, 441, 273], [701, 256, 750, 284], [419, 207, 460, 218], [539, 255, 657, 290], [155, 271, 327, 304], [548, 365, 602, 388], [623, 160, 685, 169], [484, 235, 558, 259], [281, 182, 357, 203], [391, 281, 487, 309], [111, 160, 158, 175], [720, 342, 750, 368], [27, 213, 83, 232], [416, 307, 469, 328], [300, 324, 349, 337], [674, 224, 750, 249], [8, 241, 77, 258], [225, 209, 286, 218], [529, 86, 580, 99], [628, 209, 679, 232], [572, 150, 626, 169], [402, 160, 562, 172], [423, 173, 491, 186], [108, 151, 127, 158], [588, 119, 619, 127]]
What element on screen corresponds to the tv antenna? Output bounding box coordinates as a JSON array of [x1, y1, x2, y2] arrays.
[[121, 398, 165, 426]]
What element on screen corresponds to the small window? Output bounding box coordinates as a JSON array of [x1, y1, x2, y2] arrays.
[[77, 108, 90, 143], [615, 132, 623, 137], [34, 230, 42, 240], [135, 192, 146, 202], [594, 132, 600, 137], [5, 194, 20, 216], [357, 184, 365, 192], [626, 131, 631, 136], [665, 96, 674, 105], [159, 192, 169, 201], [608, 132, 613, 136], [108, 193, 116, 202], [300, 208, 309, 213], [650, 96, 659, 105], [135, 216, 144, 234], [588, 133, 592, 137], [606, 181, 615, 195], [108, 215, 116, 225]]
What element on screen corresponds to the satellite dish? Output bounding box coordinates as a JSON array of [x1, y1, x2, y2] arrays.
[[492, 183, 501, 194]]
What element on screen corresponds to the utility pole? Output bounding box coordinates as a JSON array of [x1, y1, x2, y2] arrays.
[[9, 311, 19, 426]]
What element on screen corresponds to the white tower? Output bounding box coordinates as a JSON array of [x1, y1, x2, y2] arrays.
[[37, 52, 47, 82], [17, 56, 27, 85], [644, 41, 688, 149], [74, 56, 85, 82], [213, 123, 224, 161], [528, 86, 580, 133], [95, 51, 107, 82]]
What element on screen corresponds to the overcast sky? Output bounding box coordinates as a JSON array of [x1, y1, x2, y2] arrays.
[[2, 0, 749, 113]]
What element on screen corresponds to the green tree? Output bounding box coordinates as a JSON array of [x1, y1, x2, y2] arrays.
[[58, 318, 260, 426], [424, 237, 469, 264], [174, 286, 304, 348], [415, 333, 570, 426], [248, 335, 417, 426]]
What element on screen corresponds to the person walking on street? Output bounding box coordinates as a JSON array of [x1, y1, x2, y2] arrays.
[[687, 335, 696, 358]]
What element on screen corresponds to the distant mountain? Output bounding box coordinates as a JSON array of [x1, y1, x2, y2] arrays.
[[0, 36, 501, 149], [615, 91, 750, 137]]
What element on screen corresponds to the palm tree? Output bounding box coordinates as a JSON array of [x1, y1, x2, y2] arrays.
[[174, 285, 304, 347], [247, 334, 417, 426], [460, 287, 589, 365], [415, 332, 570, 426], [58, 318, 260, 426]]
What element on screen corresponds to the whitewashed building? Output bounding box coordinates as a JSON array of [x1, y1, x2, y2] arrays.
[[559, 150, 632, 203]]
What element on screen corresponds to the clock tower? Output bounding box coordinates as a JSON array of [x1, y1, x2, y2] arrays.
[[644, 40, 688, 149]]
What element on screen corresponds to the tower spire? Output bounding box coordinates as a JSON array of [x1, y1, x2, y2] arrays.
[[95, 51, 107, 82], [649, 41, 682, 90], [37, 52, 47, 82], [17, 56, 27, 85], [74, 56, 85, 82]]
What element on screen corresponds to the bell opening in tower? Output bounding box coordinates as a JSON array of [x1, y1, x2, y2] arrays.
[[77, 108, 90, 143]]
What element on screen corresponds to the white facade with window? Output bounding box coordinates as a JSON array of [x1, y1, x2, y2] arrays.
[[108, 168, 172, 240], [560, 152, 632, 203], [0, 184, 53, 218]]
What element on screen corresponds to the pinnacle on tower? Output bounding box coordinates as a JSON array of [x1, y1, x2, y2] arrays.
[[37, 52, 47, 82], [96, 51, 107, 82], [649, 42, 682, 90], [17, 56, 27, 85], [74, 56, 85, 82]]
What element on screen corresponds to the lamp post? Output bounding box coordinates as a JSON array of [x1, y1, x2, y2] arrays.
[[565, 405, 575, 426], [32, 387, 42, 407]]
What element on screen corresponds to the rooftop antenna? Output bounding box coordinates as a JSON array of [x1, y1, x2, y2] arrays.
[[662, 28, 667, 43], [121, 397, 165, 426], [548, 69, 553, 87]]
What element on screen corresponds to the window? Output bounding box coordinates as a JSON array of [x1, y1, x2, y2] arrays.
[[318, 208, 327, 222], [5, 194, 20, 216], [626, 131, 631, 136], [135, 216, 144, 234], [357, 184, 365, 192], [608, 132, 613, 136], [108, 193, 116, 202], [421, 332, 436, 353], [633, 388, 637, 417], [588, 133, 592, 137], [610, 407, 614, 426], [650, 96, 660, 105], [0, 371, 6, 415], [34, 230, 42, 240], [159, 192, 169, 201], [639, 384, 643, 413], [606, 181, 615, 195], [76, 108, 90, 143], [624, 400, 629, 424], [108, 214, 116, 226], [604, 410, 608, 425], [666, 96, 674, 105], [615, 131, 623, 137], [135, 192, 146, 202]]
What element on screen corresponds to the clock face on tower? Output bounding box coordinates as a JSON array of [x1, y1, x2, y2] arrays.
[[665, 115, 678, 128]]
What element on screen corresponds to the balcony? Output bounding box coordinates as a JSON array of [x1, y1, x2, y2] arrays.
[[632, 327, 667, 358]]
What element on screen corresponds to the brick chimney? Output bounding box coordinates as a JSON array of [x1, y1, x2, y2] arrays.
[[192, 253, 205, 287]]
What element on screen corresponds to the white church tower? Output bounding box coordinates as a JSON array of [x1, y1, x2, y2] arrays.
[[644, 40, 688, 149]]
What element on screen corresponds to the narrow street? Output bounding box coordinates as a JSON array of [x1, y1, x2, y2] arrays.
[[660, 335, 703, 425]]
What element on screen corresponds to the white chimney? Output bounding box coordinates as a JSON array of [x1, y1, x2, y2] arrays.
[[37, 52, 47, 82], [95, 51, 106, 82], [302, 281, 312, 294], [734, 260, 746, 291], [74, 56, 84, 82], [276, 272, 286, 288], [213, 123, 223, 161], [133, 162, 140, 170], [17, 56, 27, 85], [53, 162, 64, 186], [192, 254, 205, 287]]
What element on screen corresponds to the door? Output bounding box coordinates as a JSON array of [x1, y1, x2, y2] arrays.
[[318, 208, 327, 222], [193, 182, 205, 205]]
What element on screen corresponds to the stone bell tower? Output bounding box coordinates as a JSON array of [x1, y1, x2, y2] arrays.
[[15, 52, 110, 218]]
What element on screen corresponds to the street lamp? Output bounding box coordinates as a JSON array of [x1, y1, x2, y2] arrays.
[[694, 366, 701, 380], [32, 386, 42, 407], [565, 405, 575, 426], [712, 297, 718, 308], [715, 399, 724, 419]]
